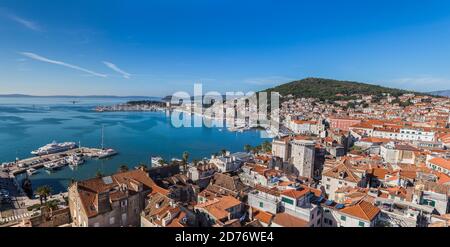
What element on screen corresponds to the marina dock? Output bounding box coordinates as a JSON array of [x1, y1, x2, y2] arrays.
[[6, 147, 106, 176]]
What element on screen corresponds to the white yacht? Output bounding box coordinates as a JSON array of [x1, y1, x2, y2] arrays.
[[26, 168, 38, 176], [44, 163, 58, 170], [44, 160, 67, 171], [151, 156, 163, 166], [66, 155, 85, 166], [98, 149, 118, 159], [31, 141, 77, 156]]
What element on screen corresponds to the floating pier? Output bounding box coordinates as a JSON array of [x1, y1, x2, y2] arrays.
[[6, 147, 106, 176]]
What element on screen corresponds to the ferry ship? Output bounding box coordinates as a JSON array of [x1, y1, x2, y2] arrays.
[[31, 141, 77, 156]]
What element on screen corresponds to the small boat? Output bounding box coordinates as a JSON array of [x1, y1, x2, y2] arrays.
[[151, 156, 163, 166], [171, 158, 182, 162], [44, 160, 67, 171], [44, 163, 58, 170], [26, 168, 38, 176], [66, 154, 85, 166], [98, 149, 118, 159]]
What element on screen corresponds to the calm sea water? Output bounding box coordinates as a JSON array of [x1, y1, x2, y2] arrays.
[[0, 97, 268, 193]]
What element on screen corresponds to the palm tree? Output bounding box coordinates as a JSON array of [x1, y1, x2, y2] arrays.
[[182, 151, 190, 172], [158, 159, 166, 166], [244, 144, 252, 153], [252, 145, 262, 154], [95, 170, 104, 178], [262, 141, 272, 153], [118, 164, 129, 173], [35, 185, 51, 205]]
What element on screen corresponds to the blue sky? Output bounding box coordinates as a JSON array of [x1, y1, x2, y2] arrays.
[[1, 0, 450, 96]]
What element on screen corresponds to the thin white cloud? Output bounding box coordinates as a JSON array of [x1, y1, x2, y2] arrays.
[[20, 52, 107, 78], [103, 61, 131, 79], [9, 14, 40, 31], [0, 9, 41, 31]]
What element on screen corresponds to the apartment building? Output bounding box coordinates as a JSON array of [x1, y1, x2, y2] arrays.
[[68, 169, 168, 227], [321, 163, 359, 200]]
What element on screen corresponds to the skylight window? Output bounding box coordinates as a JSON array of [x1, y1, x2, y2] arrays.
[[102, 176, 113, 184]]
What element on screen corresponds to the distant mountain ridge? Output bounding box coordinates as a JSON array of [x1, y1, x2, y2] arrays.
[[429, 90, 450, 97], [264, 77, 427, 101]]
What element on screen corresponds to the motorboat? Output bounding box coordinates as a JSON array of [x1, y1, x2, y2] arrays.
[[66, 154, 85, 166], [26, 168, 38, 176]]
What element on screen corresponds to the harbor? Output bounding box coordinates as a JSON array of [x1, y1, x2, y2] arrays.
[[0, 96, 267, 194], [3, 146, 117, 176]]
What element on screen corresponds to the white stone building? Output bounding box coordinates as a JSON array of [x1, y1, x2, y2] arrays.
[[291, 139, 316, 178]]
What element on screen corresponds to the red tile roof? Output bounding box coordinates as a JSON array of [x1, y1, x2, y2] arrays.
[[272, 213, 309, 227], [429, 157, 450, 170], [339, 200, 380, 221], [254, 210, 274, 225], [74, 170, 168, 218]]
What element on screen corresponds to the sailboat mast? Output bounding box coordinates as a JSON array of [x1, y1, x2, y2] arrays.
[[101, 125, 104, 150]]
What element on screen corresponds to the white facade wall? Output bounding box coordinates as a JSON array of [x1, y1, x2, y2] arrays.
[[272, 140, 289, 161], [373, 129, 435, 142], [321, 176, 357, 200], [426, 157, 450, 175], [248, 191, 280, 215], [322, 208, 374, 227]]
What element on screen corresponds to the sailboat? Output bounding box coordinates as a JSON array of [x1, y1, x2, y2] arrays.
[[97, 125, 118, 159]]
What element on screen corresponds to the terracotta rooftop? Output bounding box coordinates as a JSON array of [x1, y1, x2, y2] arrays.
[[272, 212, 309, 227], [253, 209, 274, 225], [195, 196, 242, 221], [74, 169, 168, 218], [339, 200, 380, 221], [359, 137, 391, 143], [322, 163, 360, 183], [281, 185, 322, 199], [429, 157, 450, 170]]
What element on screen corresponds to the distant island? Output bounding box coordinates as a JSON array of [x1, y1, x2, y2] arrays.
[[94, 100, 166, 112], [429, 90, 450, 97], [0, 94, 162, 99]]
